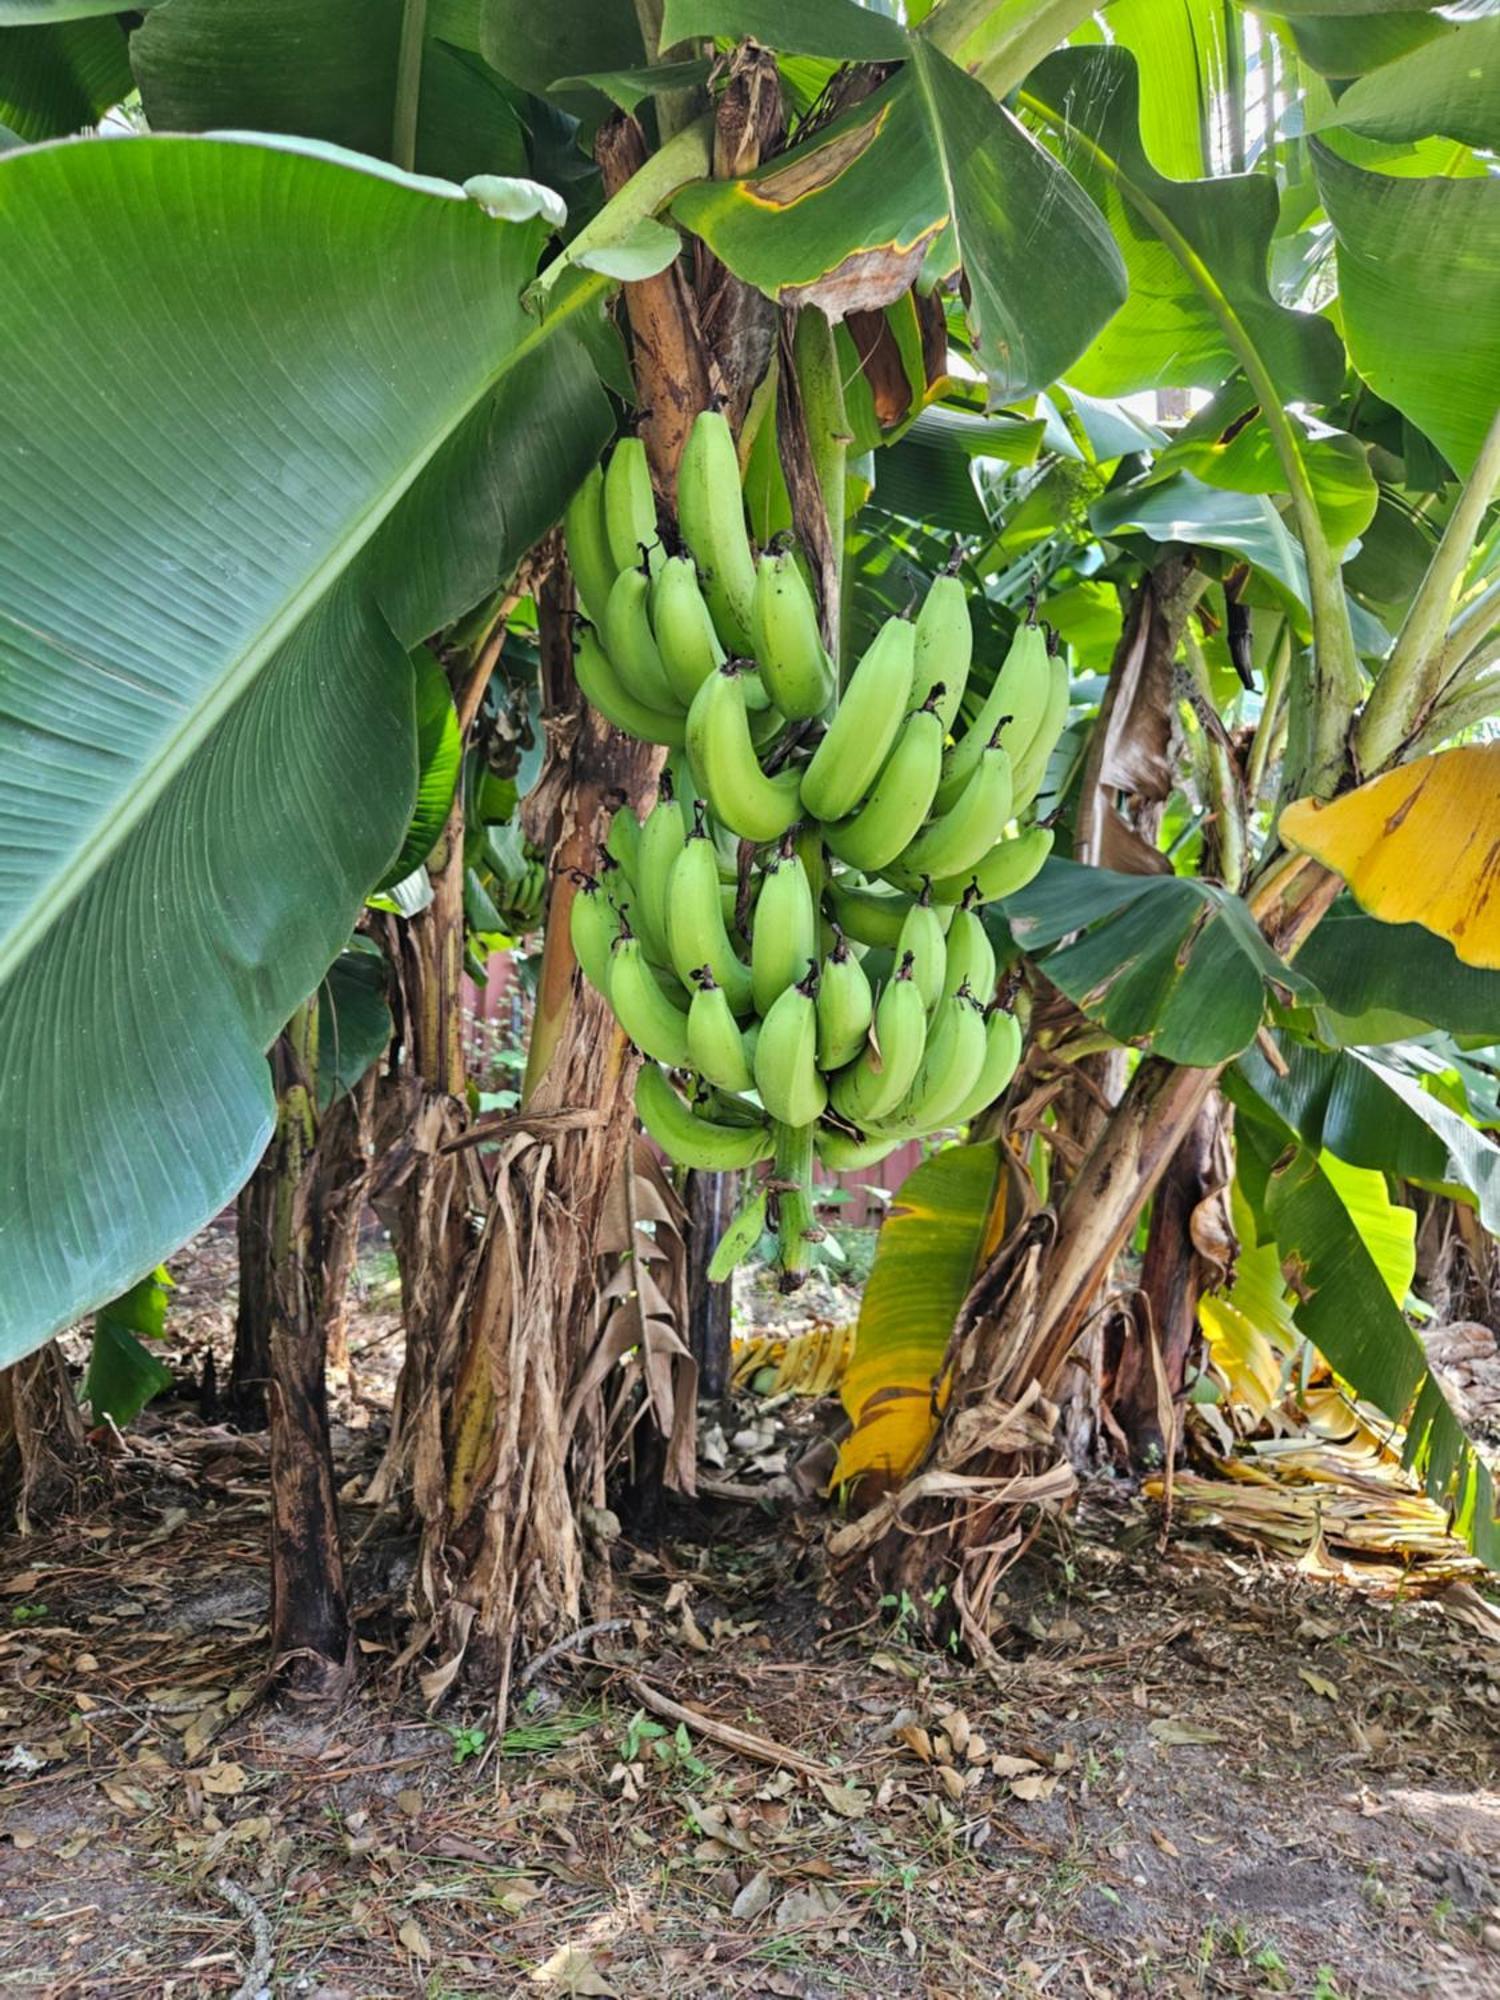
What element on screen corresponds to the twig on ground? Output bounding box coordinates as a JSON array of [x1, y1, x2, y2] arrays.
[[620, 1671, 834, 1779], [519, 1618, 632, 1686], [215, 1875, 273, 2000]]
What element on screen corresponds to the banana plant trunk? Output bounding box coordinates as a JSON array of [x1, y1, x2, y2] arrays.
[[227, 1165, 274, 1429], [261, 1001, 353, 1693], [407, 99, 766, 1703], [411, 567, 664, 1703], [0, 1341, 90, 1532], [863, 863, 1340, 1637], [362, 803, 482, 1517], [1109, 1094, 1228, 1463]]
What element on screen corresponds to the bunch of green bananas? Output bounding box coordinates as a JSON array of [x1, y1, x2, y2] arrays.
[[564, 412, 1069, 1284]]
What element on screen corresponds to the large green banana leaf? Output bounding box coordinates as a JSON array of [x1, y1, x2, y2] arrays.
[[1004, 858, 1320, 1066], [1240, 1035, 1500, 1234], [671, 48, 1127, 403], [1021, 45, 1345, 406], [131, 0, 529, 184], [0, 132, 610, 1362], [1230, 1081, 1498, 1566], [1309, 15, 1500, 150], [1314, 140, 1500, 478], [0, 14, 128, 136]]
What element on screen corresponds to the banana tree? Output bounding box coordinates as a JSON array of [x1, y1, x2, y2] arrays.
[[826, 5, 1500, 1619], [3, 0, 1497, 1684]]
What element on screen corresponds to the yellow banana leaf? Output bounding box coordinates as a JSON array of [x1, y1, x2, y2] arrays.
[[1280, 744, 1500, 969], [834, 1140, 1018, 1497]]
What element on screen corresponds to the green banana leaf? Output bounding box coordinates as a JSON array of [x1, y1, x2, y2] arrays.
[[672, 50, 1127, 403], [0, 2, 149, 15], [1103, 0, 1242, 179], [921, 0, 1098, 101], [1152, 414, 1379, 562], [1239, 1035, 1500, 1234], [476, 0, 644, 100], [1309, 15, 1500, 149], [1230, 1082, 1498, 1567], [659, 0, 907, 59], [377, 649, 463, 893], [131, 0, 529, 183], [0, 134, 610, 1364], [1004, 858, 1320, 1068], [1272, 8, 1453, 79], [0, 14, 129, 136], [318, 945, 394, 1112], [1092, 473, 1312, 626], [1292, 900, 1500, 1042], [1021, 45, 1345, 405], [1314, 139, 1500, 478], [83, 1267, 174, 1428]]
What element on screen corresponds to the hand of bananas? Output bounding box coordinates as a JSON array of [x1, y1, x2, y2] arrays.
[[565, 412, 1066, 1285]]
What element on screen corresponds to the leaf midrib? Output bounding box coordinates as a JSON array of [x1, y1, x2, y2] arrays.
[[0, 262, 607, 996]]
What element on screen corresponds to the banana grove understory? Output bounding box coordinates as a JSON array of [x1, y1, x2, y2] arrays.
[[1, 0, 1500, 1988]]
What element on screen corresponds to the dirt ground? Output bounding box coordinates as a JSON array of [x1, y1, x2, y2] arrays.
[[3, 1228, 1499, 1999]]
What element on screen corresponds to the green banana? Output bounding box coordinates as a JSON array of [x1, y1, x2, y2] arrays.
[[887, 735, 1013, 889], [636, 771, 687, 959], [897, 886, 948, 1014], [574, 625, 686, 748], [879, 983, 987, 1137], [948, 1003, 1023, 1125], [1008, 652, 1070, 815], [686, 972, 755, 1092], [603, 434, 661, 576], [652, 554, 725, 707], [685, 665, 802, 844], [911, 573, 971, 730], [603, 564, 681, 714], [608, 931, 690, 1067], [930, 823, 1054, 906], [664, 811, 755, 1016], [933, 617, 1049, 814], [604, 799, 640, 881], [708, 1188, 770, 1281], [753, 966, 828, 1127], [752, 549, 835, 720], [750, 836, 817, 1017], [636, 1062, 773, 1170], [829, 952, 927, 1124], [568, 873, 621, 997], [814, 1125, 901, 1172], [815, 928, 874, 1070], [941, 894, 997, 1005], [799, 616, 916, 822], [563, 464, 617, 630], [677, 408, 756, 655], [822, 692, 945, 873], [824, 874, 917, 950]]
